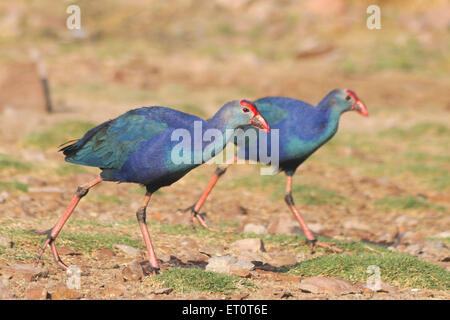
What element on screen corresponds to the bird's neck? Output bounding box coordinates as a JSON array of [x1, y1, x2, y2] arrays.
[[313, 103, 343, 144], [189, 115, 237, 163]]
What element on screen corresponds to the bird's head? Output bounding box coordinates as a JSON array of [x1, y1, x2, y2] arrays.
[[223, 100, 270, 133], [326, 89, 368, 116]]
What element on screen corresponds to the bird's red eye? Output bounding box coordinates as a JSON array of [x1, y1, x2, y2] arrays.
[[242, 107, 249, 113]]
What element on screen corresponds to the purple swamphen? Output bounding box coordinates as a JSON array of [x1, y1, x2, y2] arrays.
[[185, 89, 368, 252], [35, 100, 269, 273]]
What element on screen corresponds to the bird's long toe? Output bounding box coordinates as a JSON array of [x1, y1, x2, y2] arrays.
[[35, 238, 51, 267], [34, 228, 71, 270], [314, 241, 344, 253], [50, 241, 69, 270], [184, 205, 215, 231], [150, 266, 161, 276]]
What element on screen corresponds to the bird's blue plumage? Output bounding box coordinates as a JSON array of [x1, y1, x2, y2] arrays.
[[235, 92, 347, 174], [60, 101, 264, 193], [62, 107, 202, 169]]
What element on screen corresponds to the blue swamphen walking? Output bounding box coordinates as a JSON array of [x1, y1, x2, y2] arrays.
[[35, 100, 269, 273], [185, 89, 368, 252]]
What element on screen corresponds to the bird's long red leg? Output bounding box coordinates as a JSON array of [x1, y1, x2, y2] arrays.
[[35, 176, 103, 269], [136, 192, 160, 275], [186, 156, 237, 230], [190, 166, 226, 230], [284, 175, 343, 253]]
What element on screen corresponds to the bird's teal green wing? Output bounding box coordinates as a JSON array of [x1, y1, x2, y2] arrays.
[[61, 107, 203, 169], [254, 99, 289, 126]]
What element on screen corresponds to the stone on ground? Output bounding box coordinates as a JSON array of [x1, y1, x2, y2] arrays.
[[298, 277, 361, 295], [230, 238, 265, 253], [205, 256, 254, 275], [2, 264, 49, 282], [113, 244, 141, 257], [243, 223, 267, 235]]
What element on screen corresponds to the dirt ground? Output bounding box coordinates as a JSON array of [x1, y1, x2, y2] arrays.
[[0, 0, 449, 300]]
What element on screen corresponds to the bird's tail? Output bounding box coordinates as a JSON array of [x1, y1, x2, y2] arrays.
[[58, 139, 82, 157], [58, 120, 111, 157], [58, 139, 78, 150]]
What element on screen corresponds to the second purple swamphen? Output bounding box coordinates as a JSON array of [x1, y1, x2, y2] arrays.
[[185, 89, 368, 252], [35, 100, 269, 273]]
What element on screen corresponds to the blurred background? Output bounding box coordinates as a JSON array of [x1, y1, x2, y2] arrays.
[[1, 0, 449, 122], [0, 0, 448, 299]]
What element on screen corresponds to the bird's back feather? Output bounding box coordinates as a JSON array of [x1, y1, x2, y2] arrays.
[[60, 106, 202, 170]]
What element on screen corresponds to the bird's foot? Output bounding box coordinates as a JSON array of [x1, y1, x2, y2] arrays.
[[179, 205, 217, 232], [34, 228, 69, 270], [177, 205, 198, 231], [193, 211, 218, 232], [143, 264, 161, 276], [307, 238, 343, 254]]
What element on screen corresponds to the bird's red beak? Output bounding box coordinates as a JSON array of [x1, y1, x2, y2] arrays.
[[250, 114, 270, 133], [346, 90, 369, 116], [240, 100, 270, 133]]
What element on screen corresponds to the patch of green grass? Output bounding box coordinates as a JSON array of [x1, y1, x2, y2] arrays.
[[156, 267, 253, 294], [245, 233, 390, 255], [70, 218, 114, 229], [225, 173, 346, 206], [130, 185, 147, 194], [405, 152, 450, 165], [322, 138, 450, 191], [0, 247, 38, 262], [152, 222, 377, 256], [24, 120, 96, 150], [154, 222, 376, 256], [0, 232, 37, 261], [405, 164, 448, 176], [54, 80, 159, 105], [126, 185, 164, 196], [0, 227, 40, 242], [149, 222, 243, 248], [224, 173, 284, 191], [0, 224, 147, 261], [283, 253, 450, 290], [59, 232, 143, 252], [340, 57, 357, 74], [0, 181, 29, 192], [340, 139, 385, 157], [371, 38, 429, 72], [0, 154, 32, 172], [268, 181, 347, 206], [374, 196, 446, 212], [1, 227, 143, 253], [215, 23, 236, 37], [0, 228, 48, 261], [153, 222, 191, 236], [405, 165, 450, 191], [88, 194, 128, 206], [114, 217, 138, 227], [282, 185, 347, 206], [315, 152, 364, 169], [154, 222, 214, 238], [55, 163, 88, 176], [378, 122, 449, 139], [217, 221, 240, 229]]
